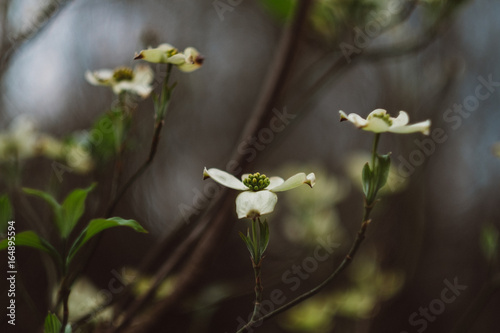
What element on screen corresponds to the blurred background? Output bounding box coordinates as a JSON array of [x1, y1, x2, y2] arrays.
[[1, 0, 500, 332]]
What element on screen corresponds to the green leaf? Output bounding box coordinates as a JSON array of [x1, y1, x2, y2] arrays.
[[373, 153, 391, 192], [43, 312, 72, 333], [239, 231, 255, 259], [480, 224, 499, 261], [24, 185, 96, 239], [23, 188, 63, 233], [60, 183, 96, 238], [361, 162, 372, 198], [259, 219, 270, 255], [67, 217, 147, 264], [0, 195, 13, 233], [0, 231, 60, 265], [90, 110, 126, 163], [258, 0, 296, 22], [44, 312, 61, 333]]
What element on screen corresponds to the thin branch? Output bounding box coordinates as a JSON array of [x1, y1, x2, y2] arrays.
[[111, 1, 314, 332], [237, 217, 372, 332], [105, 115, 165, 216], [0, 0, 72, 76]]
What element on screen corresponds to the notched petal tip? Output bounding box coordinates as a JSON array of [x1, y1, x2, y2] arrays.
[[202, 167, 210, 180], [339, 110, 348, 122], [134, 52, 144, 60], [305, 173, 316, 188]]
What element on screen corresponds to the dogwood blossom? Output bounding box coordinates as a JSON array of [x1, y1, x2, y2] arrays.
[[339, 109, 431, 135], [85, 65, 154, 98], [203, 167, 315, 219], [134, 44, 204, 72]]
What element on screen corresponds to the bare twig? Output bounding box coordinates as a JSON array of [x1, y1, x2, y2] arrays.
[[111, 1, 314, 332]]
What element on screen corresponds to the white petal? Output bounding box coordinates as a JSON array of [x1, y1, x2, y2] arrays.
[[134, 48, 168, 63], [367, 109, 388, 118], [389, 119, 431, 135], [267, 176, 284, 190], [157, 43, 176, 52], [391, 111, 410, 127], [363, 117, 391, 132], [133, 64, 154, 86], [305, 173, 316, 187], [168, 53, 187, 65], [203, 167, 247, 190], [271, 173, 315, 192], [85, 69, 113, 86], [177, 47, 203, 72], [236, 191, 277, 219], [339, 111, 368, 128]]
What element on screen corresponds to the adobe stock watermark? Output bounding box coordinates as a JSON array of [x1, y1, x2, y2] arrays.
[[212, 0, 244, 21], [177, 106, 296, 223], [388, 74, 500, 190], [232, 233, 340, 332], [340, 0, 411, 63], [400, 277, 467, 333]]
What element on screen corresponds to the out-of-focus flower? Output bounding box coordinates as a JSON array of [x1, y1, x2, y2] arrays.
[[85, 65, 154, 98], [203, 167, 315, 219], [339, 109, 431, 135], [278, 164, 348, 246], [134, 44, 204, 72], [37, 134, 65, 159], [492, 143, 500, 158], [64, 142, 93, 174], [0, 115, 39, 162]]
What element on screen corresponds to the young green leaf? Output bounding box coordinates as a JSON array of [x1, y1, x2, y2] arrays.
[[239, 231, 255, 259], [23, 187, 63, 233], [361, 162, 372, 199], [44, 312, 62, 333], [0, 231, 61, 268], [0, 195, 13, 233], [60, 183, 96, 238], [259, 219, 270, 255], [480, 224, 499, 262], [67, 217, 147, 264], [374, 153, 391, 192]]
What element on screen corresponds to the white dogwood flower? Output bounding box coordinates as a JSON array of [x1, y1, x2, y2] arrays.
[[85, 65, 154, 98], [134, 44, 204, 72], [203, 167, 315, 219], [0, 115, 39, 162], [339, 109, 431, 135]]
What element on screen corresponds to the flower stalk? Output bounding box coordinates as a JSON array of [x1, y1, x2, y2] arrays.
[[239, 217, 269, 328], [235, 134, 386, 333], [106, 64, 174, 216]]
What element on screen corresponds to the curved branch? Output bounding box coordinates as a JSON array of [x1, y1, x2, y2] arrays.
[[111, 1, 314, 332]]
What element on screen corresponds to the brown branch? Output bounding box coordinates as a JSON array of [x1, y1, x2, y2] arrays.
[[237, 218, 371, 333]]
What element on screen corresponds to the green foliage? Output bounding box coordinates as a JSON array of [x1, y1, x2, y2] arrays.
[[258, 0, 296, 22], [44, 312, 61, 333], [67, 217, 147, 264], [239, 218, 270, 263], [23, 184, 96, 239], [0, 231, 61, 265], [44, 312, 71, 333], [362, 153, 391, 205], [480, 224, 499, 262], [0, 194, 13, 233]]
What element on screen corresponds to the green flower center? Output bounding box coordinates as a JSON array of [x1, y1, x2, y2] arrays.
[[243, 172, 270, 191], [113, 67, 134, 82], [372, 113, 393, 126], [167, 48, 179, 58]]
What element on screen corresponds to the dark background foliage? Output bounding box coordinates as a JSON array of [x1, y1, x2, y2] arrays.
[[1, 0, 499, 332]]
